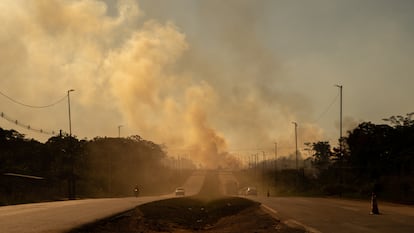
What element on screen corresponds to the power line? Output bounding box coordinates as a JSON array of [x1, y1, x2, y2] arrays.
[[314, 92, 339, 123], [1, 111, 57, 135], [0, 90, 67, 108]]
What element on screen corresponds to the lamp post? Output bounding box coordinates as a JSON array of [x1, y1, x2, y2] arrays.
[[67, 89, 75, 136], [292, 122, 298, 171], [67, 89, 75, 199], [274, 142, 277, 187], [118, 125, 123, 138], [262, 151, 267, 196], [336, 84, 344, 186], [274, 142, 277, 171], [335, 85, 343, 157]]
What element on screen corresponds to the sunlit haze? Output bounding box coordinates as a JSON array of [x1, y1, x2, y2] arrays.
[[1, 0, 413, 168]]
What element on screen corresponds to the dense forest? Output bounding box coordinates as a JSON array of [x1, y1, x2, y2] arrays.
[[0, 130, 190, 205]]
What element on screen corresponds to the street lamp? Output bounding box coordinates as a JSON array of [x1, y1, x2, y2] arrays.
[[118, 125, 123, 138], [66, 89, 75, 199], [335, 85, 343, 157], [292, 122, 298, 171], [274, 142, 278, 187], [335, 84, 344, 185], [67, 89, 75, 136], [274, 142, 277, 170], [262, 151, 267, 196]]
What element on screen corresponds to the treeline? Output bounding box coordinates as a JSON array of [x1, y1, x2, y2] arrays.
[[0, 129, 189, 205], [242, 113, 414, 204], [301, 113, 414, 203]]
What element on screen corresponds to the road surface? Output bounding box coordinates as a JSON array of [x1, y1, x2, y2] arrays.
[[216, 171, 414, 233], [252, 196, 414, 233], [0, 170, 205, 233]]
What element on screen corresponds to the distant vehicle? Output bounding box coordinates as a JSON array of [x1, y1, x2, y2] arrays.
[[134, 186, 140, 197], [246, 187, 257, 196], [175, 187, 185, 196], [239, 186, 257, 196]]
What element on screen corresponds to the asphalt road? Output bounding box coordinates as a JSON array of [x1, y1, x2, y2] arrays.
[[216, 171, 414, 233], [4, 170, 412, 233], [251, 196, 414, 233], [0, 170, 205, 233]]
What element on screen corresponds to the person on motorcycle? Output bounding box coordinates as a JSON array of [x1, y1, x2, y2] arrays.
[[134, 185, 139, 197]]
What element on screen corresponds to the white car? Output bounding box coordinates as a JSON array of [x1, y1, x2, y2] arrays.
[[175, 187, 185, 196], [239, 186, 257, 196], [246, 186, 257, 195]]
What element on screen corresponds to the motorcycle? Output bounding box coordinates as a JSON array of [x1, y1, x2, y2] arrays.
[[134, 186, 139, 197]]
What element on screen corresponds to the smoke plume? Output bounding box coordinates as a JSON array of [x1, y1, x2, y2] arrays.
[[0, 0, 326, 168]]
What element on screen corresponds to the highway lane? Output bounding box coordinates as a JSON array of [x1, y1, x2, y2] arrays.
[[216, 170, 414, 232], [0, 170, 205, 233], [0, 197, 163, 233], [181, 170, 206, 196], [217, 170, 239, 195], [251, 196, 414, 233]]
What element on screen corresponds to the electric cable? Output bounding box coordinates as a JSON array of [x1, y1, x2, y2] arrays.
[[314, 92, 339, 123], [1, 111, 57, 135], [0, 90, 67, 108]]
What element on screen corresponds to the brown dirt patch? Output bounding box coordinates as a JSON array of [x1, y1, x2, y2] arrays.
[[70, 171, 306, 232], [69, 196, 306, 233]]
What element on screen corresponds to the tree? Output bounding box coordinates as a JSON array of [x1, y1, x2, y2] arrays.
[[346, 122, 395, 179], [383, 113, 414, 176], [382, 113, 414, 127], [307, 141, 332, 170]]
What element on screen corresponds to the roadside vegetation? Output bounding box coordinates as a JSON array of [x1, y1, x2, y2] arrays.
[[0, 131, 192, 205], [1, 113, 413, 205], [238, 113, 414, 204]]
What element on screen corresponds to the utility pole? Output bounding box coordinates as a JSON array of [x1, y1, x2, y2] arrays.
[[262, 151, 266, 194], [292, 122, 298, 171], [255, 153, 258, 180], [67, 89, 75, 199], [262, 151, 266, 169], [336, 84, 344, 186], [274, 142, 277, 187], [118, 125, 123, 138], [67, 89, 75, 136], [274, 142, 277, 171], [335, 85, 343, 157]]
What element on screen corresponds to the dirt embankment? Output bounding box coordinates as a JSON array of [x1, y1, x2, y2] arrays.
[[69, 171, 306, 233]]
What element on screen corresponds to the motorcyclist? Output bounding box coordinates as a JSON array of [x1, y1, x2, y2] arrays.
[[134, 185, 139, 197]]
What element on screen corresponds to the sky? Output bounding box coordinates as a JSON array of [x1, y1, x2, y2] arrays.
[[1, 0, 413, 168]]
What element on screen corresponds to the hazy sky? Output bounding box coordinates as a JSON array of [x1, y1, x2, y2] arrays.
[[1, 0, 413, 167]]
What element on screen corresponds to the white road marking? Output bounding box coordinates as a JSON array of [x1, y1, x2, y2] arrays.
[[261, 204, 322, 233]]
